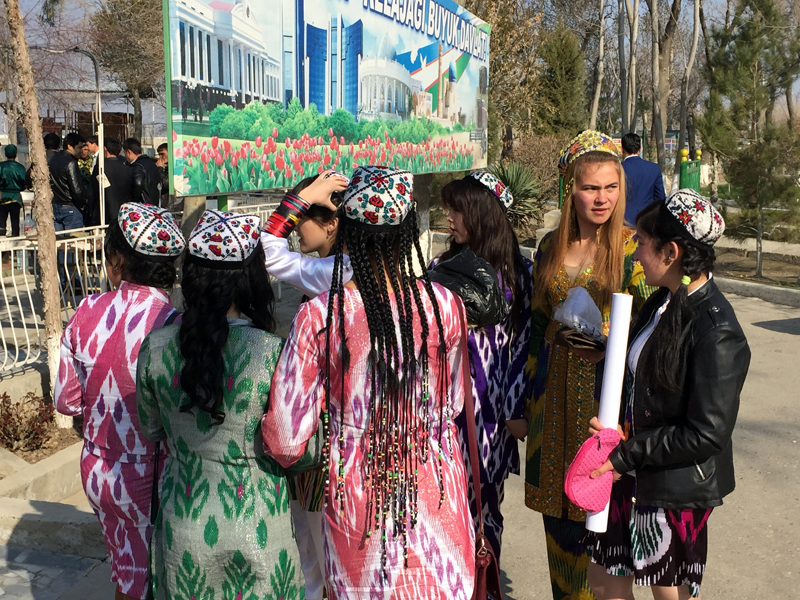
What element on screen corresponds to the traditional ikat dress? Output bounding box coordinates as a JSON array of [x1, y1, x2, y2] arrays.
[[262, 283, 475, 600], [136, 320, 304, 600], [55, 281, 176, 599]]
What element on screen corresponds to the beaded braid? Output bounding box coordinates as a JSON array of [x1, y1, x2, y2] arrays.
[[320, 208, 448, 579]]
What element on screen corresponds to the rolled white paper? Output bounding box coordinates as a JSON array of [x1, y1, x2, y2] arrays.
[[585, 292, 634, 534]]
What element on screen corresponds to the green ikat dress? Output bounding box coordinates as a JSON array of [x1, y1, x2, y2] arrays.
[[136, 320, 304, 600]]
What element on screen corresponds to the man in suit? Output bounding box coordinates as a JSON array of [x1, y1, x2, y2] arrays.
[[123, 137, 160, 205], [621, 133, 666, 224], [100, 137, 133, 223]]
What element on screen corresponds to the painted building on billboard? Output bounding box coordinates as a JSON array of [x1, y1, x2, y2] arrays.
[[169, 0, 281, 112]]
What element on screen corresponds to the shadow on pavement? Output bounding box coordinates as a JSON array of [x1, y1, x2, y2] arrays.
[[752, 317, 800, 335]]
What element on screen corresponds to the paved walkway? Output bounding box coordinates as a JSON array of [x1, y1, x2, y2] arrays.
[[0, 546, 113, 600]]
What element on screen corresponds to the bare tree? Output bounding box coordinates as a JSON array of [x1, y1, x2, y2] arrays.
[[590, 0, 606, 129], [645, 0, 667, 174], [672, 0, 701, 190], [3, 0, 67, 426], [625, 0, 641, 130], [618, 0, 629, 131]]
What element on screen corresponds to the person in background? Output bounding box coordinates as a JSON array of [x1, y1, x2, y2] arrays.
[[587, 190, 750, 600], [620, 132, 665, 224], [259, 171, 346, 600], [86, 135, 100, 173], [524, 130, 654, 600], [0, 144, 29, 237], [124, 138, 160, 205], [101, 138, 133, 224], [55, 203, 184, 600], [263, 166, 475, 600], [26, 132, 62, 190], [49, 132, 88, 231], [433, 171, 533, 566], [136, 210, 303, 600], [78, 138, 94, 178]]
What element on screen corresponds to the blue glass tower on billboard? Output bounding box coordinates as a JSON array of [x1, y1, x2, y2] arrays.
[[294, 0, 305, 106], [306, 24, 328, 110], [341, 20, 363, 116]]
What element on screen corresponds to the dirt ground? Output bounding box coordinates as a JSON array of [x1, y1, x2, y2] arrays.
[[7, 419, 82, 464], [715, 251, 800, 287]]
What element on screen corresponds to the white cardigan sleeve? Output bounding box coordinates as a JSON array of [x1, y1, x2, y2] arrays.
[[260, 231, 352, 298]]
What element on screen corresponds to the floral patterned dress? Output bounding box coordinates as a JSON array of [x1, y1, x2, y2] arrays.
[[55, 281, 175, 600], [262, 283, 475, 600], [136, 320, 304, 600]]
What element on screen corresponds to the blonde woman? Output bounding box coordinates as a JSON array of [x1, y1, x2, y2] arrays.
[[524, 131, 655, 600]]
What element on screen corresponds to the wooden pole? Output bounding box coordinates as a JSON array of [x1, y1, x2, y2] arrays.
[[4, 0, 69, 426]]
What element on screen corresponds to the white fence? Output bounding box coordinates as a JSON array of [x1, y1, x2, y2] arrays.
[[0, 225, 110, 374]]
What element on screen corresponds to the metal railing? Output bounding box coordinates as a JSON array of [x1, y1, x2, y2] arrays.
[[1, 225, 109, 374]]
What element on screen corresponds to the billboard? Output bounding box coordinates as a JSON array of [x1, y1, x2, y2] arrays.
[[165, 0, 491, 196]]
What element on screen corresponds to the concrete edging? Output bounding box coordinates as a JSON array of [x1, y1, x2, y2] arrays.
[[0, 441, 83, 501], [715, 277, 800, 308]]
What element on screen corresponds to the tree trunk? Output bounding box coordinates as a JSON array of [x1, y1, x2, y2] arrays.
[[589, 0, 605, 130], [4, 0, 68, 426], [626, 0, 640, 129], [672, 0, 701, 191], [788, 86, 796, 130], [658, 0, 682, 147], [756, 204, 763, 278], [618, 0, 629, 133], [501, 124, 513, 160], [646, 0, 666, 177], [132, 88, 143, 140], [709, 149, 719, 206]]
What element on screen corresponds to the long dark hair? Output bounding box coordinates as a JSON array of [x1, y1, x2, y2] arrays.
[[440, 178, 531, 327], [636, 200, 716, 391], [178, 244, 275, 425], [104, 221, 178, 289], [323, 207, 447, 568]]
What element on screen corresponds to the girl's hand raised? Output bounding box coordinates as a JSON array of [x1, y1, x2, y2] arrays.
[[295, 170, 348, 210]]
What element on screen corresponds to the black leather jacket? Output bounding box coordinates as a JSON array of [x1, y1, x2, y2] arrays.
[[48, 150, 87, 210], [130, 155, 161, 205], [609, 279, 750, 509]]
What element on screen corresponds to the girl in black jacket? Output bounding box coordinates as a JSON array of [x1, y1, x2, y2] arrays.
[[587, 190, 750, 600]]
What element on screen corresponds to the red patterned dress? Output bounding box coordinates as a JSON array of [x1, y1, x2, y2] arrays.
[[262, 283, 476, 600], [55, 282, 175, 599]]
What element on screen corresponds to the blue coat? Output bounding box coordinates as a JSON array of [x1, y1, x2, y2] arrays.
[[622, 155, 665, 224]]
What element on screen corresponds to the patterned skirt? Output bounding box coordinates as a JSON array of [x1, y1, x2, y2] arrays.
[[587, 475, 712, 598]]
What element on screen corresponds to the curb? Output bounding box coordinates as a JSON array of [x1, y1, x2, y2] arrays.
[[714, 277, 800, 308]]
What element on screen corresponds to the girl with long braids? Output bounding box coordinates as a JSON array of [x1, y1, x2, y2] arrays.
[[260, 171, 348, 600], [433, 171, 533, 565], [587, 191, 750, 600], [262, 166, 475, 599], [55, 203, 184, 600], [524, 130, 654, 600], [136, 210, 303, 600]]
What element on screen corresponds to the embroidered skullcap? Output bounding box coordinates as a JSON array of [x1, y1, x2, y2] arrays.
[[466, 170, 514, 210], [343, 166, 414, 228], [187, 210, 261, 269], [661, 188, 725, 247], [118, 203, 185, 261], [558, 130, 620, 174]]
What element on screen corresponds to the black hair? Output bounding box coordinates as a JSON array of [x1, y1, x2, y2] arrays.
[[104, 138, 122, 156], [621, 133, 642, 155], [323, 206, 447, 571], [635, 200, 716, 391], [85, 135, 98, 145], [104, 220, 178, 289], [157, 142, 168, 153], [179, 244, 275, 426], [64, 132, 84, 150], [123, 137, 143, 155], [291, 175, 344, 225], [44, 133, 61, 150], [440, 178, 531, 329]]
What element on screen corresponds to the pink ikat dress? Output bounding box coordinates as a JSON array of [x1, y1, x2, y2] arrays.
[[262, 282, 476, 600], [55, 281, 175, 599]]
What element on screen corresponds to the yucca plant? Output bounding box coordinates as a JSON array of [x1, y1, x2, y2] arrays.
[[488, 161, 542, 233]]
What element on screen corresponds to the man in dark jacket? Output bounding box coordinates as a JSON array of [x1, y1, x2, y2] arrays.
[[123, 138, 160, 205], [49, 132, 88, 231], [26, 132, 62, 190], [0, 145, 29, 237], [100, 137, 133, 223], [621, 132, 666, 224]]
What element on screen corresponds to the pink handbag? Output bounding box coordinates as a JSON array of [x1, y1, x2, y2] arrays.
[[564, 428, 622, 512]]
